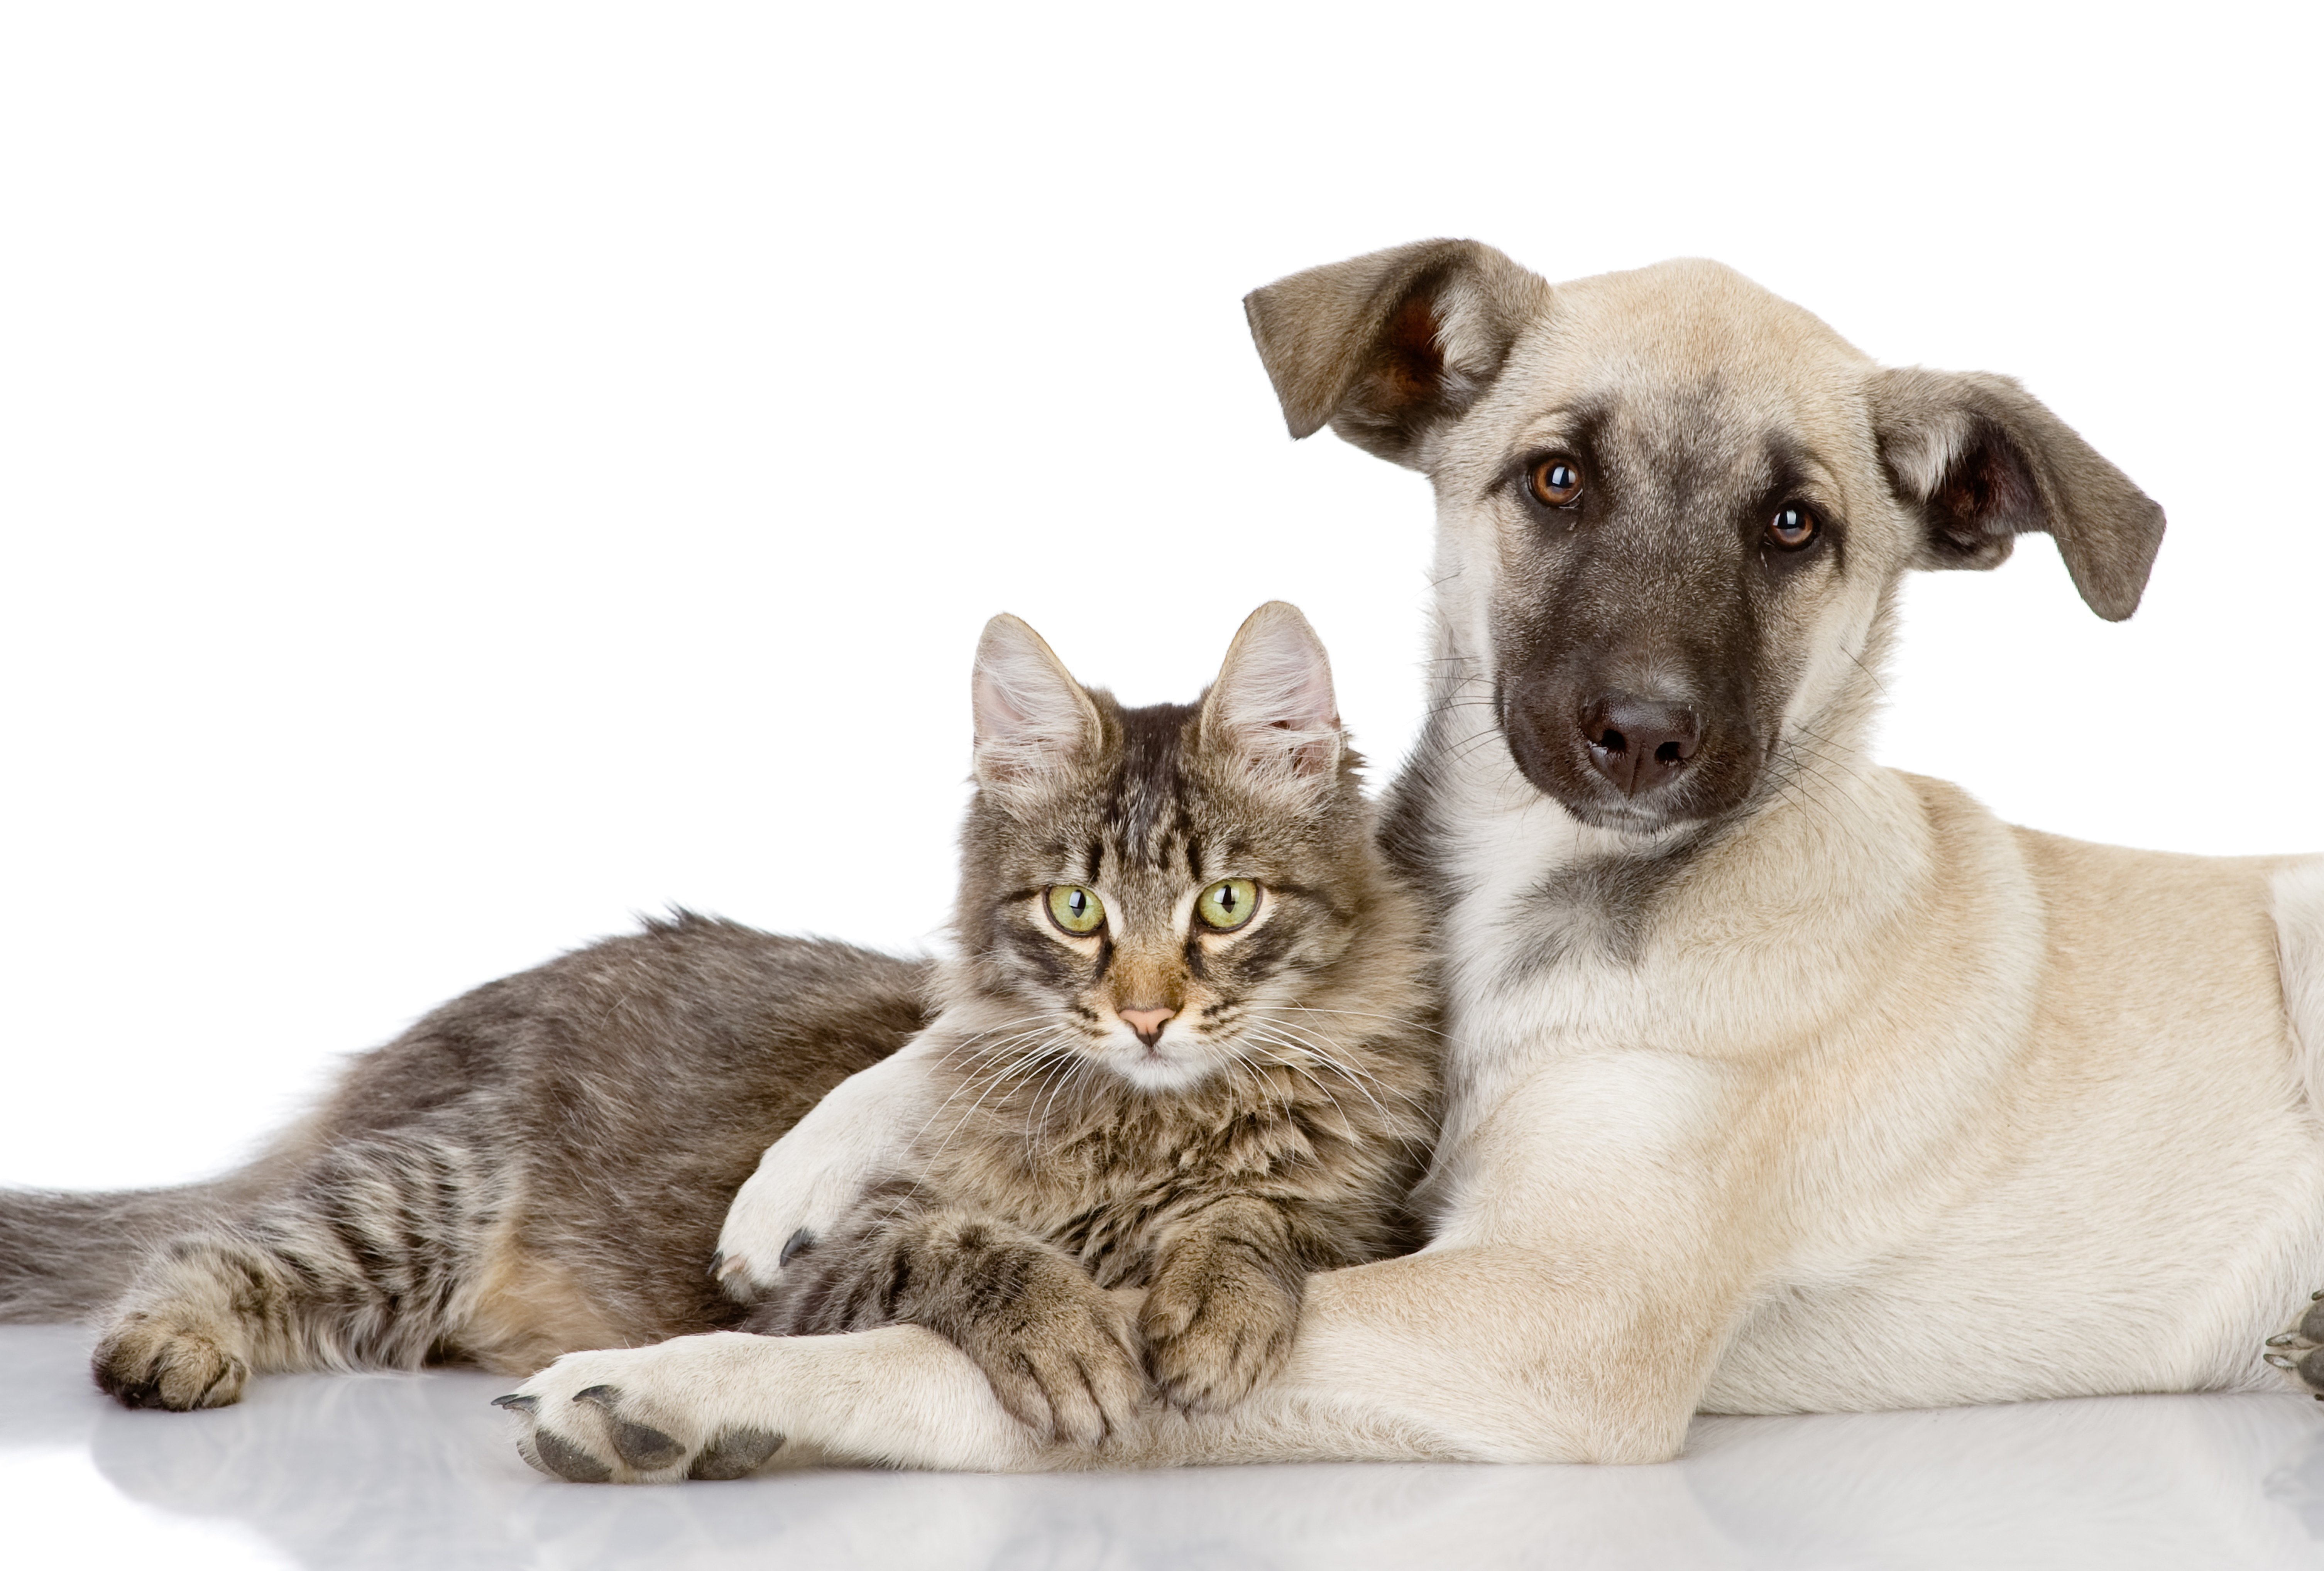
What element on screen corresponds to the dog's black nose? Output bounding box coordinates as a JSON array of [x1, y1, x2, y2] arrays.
[[1582, 694, 1700, 796]]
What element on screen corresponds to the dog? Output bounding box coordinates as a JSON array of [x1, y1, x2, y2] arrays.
[[498, 239, 2324, 1475]]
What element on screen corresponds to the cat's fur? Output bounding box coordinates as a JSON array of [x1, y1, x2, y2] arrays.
[[736, 604, 1438, 1447], [0, 919, 927, 1408]]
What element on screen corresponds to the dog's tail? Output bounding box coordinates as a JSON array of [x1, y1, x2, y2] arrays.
[[2277, 858, 2324, 1116], [0, 1182, 237, 1321]]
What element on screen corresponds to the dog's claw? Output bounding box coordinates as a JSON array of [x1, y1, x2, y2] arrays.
[[780, 1227, 814, 1267], [2267, 1352, 2299, 1370], [2268, 1333, 2301, 1348], [491, 1392, 539, 1414]]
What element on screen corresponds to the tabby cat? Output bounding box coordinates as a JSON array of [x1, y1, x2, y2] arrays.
[[724, 602, 1438, 1452], [0, 603, 1436, 1455]]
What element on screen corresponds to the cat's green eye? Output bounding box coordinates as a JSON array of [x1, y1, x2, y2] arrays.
[[1045, 885, 1106, 936], [1195, 878, 1260, 932]]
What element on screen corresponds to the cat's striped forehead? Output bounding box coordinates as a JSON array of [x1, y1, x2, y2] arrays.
[[1089, 701, 1205, 876], [1052, 699, 1293, 890]]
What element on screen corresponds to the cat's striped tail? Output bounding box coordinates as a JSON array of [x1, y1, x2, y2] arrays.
[[0, 1182, 233, 1321]]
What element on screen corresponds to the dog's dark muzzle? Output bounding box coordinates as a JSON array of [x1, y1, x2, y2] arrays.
[[1500, 673, 1761, 832]]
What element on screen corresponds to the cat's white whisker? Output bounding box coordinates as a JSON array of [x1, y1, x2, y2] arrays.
[[1243, 1016, 1428, 1120], [1279, 1002, 1455, 1043], [917, 1030, 1083, 1164]]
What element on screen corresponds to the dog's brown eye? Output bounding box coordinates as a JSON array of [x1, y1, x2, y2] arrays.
[[1529, 458, 1583, 508], [1767, 505, 1819, 550]]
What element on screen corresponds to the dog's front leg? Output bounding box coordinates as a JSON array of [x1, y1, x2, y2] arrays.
[[714, 1035, 943, 1295], [499, 1228, 1734, 1478], [503, 1063, 1758, 1476], [1270, 1047, 1772, 1466], [1215, 1243, 1739, 1466]]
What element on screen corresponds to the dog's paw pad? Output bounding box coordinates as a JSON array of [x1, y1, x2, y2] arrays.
[[521, 1425, 616, 1483], [497, 1356, 787, 1483], [573, 1384, 689, 1470], [688, 1427, 785, 1480]]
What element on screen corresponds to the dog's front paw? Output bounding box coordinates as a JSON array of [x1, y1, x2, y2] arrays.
[[714, 1066, 919, 1297], [2266, 1290, 2324, 1396], [1138, 1240, 1299, 1414], [497, 1343, 785, 1484]]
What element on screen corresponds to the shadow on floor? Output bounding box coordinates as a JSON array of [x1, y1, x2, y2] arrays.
[[7, 1325, 2324, 1570]]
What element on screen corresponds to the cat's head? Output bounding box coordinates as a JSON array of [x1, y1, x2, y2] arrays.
[[951, 602, 1378, 1094]]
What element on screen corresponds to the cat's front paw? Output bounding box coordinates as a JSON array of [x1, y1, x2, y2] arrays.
[[497, 1340, 785, 1484], [2266, 1290, 2324, 1396], [1138, 1239, 1300, 1413], [952, 1274, 1147, 1448]]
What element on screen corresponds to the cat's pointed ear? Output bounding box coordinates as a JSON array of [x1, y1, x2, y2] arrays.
[[1201, 602, 1343, 785], [971, 613, 1101, 788]]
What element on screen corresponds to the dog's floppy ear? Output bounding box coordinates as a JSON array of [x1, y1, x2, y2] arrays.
[[1868, 368, 2165, 621], [1243, 239, 1549, 468]]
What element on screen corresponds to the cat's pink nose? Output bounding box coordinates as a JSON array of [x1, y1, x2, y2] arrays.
[[1118, 1007, 1175, 1048]]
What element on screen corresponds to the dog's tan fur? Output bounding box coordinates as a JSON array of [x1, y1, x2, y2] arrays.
[[506, 243, 2324, 1476]]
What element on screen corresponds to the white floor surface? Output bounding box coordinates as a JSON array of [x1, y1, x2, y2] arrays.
[[6, 1324, 2324, 1569]]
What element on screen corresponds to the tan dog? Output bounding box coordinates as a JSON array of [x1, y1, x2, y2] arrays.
[[503, 240, 2324, 1475]]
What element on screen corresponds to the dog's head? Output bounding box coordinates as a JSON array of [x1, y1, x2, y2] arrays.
[[1246, 241, 2164, 834]]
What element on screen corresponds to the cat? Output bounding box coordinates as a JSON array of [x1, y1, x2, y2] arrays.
[[2, 919, 927, 1408], [722, 602, 1438, 1451], [0, 602, 1437, 1452]]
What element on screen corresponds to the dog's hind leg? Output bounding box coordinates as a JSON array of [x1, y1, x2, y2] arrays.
[[2260, 859, 2324, 1394]]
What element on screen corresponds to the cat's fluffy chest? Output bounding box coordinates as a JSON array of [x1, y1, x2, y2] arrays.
[[917, 1067, 1345, 1287]]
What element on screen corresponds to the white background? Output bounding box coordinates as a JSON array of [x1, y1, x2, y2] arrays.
[[2, 2, 2317, 1191]]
